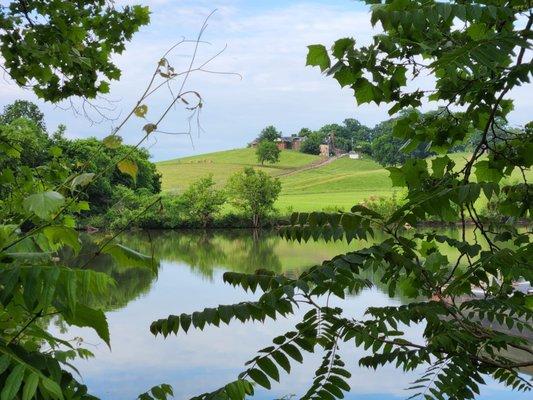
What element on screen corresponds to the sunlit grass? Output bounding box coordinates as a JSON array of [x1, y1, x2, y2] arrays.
[[157, 149, 531, 213]]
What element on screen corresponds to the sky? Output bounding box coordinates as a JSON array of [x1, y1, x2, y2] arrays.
[[1, 0, 531, 161]]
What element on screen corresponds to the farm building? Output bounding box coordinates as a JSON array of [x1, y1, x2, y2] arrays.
[[250, 136, 304, 151]]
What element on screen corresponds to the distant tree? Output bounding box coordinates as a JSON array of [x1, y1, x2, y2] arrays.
[[371, 129, 432, 166], [343, 118, 373, 143], [298, 127, 313, 137], [357, 140, 372, 156], [256, 140, 281, 165], [370, 132, 406, 166], [0, 100, 46, 130], [226, 167, 281, 228], [0, 118, 50, 171], [370, 113, 433, 166], [259, 125, 282, 142], [300, 132, 325, 155], [181, 175, 226, 228]]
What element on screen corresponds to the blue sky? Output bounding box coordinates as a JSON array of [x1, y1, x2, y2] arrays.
[[1, 0, 531, 161]]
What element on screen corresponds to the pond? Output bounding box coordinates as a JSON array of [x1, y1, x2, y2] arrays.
[[54, 229, 530, 399]]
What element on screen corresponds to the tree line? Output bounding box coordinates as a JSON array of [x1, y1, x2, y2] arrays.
[[0, 100, 282, 230], [254, 109, 525, 166]]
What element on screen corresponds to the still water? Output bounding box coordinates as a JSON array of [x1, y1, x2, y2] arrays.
[[57, 230, 530, 399]]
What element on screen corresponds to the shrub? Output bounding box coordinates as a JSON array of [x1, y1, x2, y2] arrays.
[[181, 175, 226, 228]]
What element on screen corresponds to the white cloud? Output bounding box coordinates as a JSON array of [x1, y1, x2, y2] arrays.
[[1, 1, 531, 161]]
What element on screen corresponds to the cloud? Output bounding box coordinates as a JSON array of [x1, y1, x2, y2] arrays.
[[1, 1, 531, 161]]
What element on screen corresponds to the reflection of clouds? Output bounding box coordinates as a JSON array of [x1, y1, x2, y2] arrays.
[[51, 262, 529, 400]]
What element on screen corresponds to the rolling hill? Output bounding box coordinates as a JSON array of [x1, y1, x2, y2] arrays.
[[156, 148, 397, 212], [157, 148, 320, 194], [156, 149, 530, 213]]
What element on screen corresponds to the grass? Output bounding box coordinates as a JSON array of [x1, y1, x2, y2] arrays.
[[157, 149, 532, 214], [157, 148, 320, 193], [277, 156, 395, 212]]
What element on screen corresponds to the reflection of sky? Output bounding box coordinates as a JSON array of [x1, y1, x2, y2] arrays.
[[55, 259, 531, 400]]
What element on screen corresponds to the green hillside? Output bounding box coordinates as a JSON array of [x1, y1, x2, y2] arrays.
[[157, 148, 320, 193], [156, 148, 396, 212], [157, 150, 531, 213], [277, 156, 394, 211]]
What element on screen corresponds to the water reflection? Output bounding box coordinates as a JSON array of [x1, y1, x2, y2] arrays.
[[57, 229, 529, 400]]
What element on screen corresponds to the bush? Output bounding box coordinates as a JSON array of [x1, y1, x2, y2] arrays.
[[299, 132, 325, 155], [359, 192, 404, 220], [226, 167, 281, 228], [181, 175, 226, 228], [256, 140, 280, 165]]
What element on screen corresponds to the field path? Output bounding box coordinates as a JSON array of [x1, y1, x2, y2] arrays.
[[275, 154, 343, 177]]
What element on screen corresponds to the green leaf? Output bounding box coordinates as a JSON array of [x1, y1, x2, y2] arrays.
[[23, 191, 65, 219], [134, 104, 148, 117], [271, 350, 291, 373], [71, 172, 95, 189], [306, 44, 331, 72], [432, 156, 452, 179], [248, 368, 271, 389], [332, 37, 355, 58], [224, 380, 248, 400], [102, 134, 123, 149], [334, 68, 357, 87], [281, 343, 303, 363], [466, 23, 489, 41], [41, 378, 63, 400], [143, 123, 158, 134], [0, 356, 10, 375], [257, 357, 280, 382], [354, 79, 374, 104], [387, 167, 405, 187], [43, 226, 81, 253], [1, 364, 25, 400], [474, 160, 503, 182], [63, 304, 110, 347], [117, 159, 138, 181], [22, 373, 39, 400], [102, 243, 153, 269]]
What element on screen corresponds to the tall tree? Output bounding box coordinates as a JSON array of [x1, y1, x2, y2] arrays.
[[256, 140, 281, 165], [181, 175, 226, 228], [258, 125, 282, 142], [299, 131, 325, 155], [152, 1, 533, 399], [0, 100, 46, 130], [226, 167, 281, 228], [298, 127, 313, 137]]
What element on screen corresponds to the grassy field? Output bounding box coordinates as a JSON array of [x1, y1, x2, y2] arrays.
[[277, 156, 395, 212], [157, 148, 320, 193], [156, 149, 531, 213]]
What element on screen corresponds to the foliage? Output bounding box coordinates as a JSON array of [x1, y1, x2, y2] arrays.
[[299, 132, 325, 155], [370, 112, 433, 166], [256, 140, 281, 165], [154, 1, 533, 399], [0, 0, 149, 101], [0, 5, 221, 397], [0, 100, 45, 130], [51, 134, 161, 214], [227, 167, 281, 228], [0, 125, 160, 398], [258, 125, 282, 142], [298, 128, 313, 137], [358, 192, 404, 220], [181, 175, 226, 228], [0, 118, 50, 170]]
